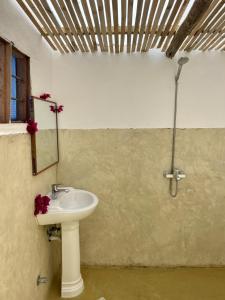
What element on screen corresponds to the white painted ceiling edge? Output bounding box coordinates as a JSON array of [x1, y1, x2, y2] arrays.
[[52, 51, 225, 129]]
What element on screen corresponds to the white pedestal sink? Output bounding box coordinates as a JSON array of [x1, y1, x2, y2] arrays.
[[36, 188, 99, 298]]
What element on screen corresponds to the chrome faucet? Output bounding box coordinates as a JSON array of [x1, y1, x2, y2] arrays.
[[51, 184, 69, 200]]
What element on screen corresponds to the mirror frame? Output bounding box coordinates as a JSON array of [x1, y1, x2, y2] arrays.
[[30, 96, 59, 176]]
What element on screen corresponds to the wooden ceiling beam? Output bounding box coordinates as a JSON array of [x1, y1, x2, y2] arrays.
[[181, 0, 221, 51], [71, 0, 95, 52], [157, 0, 183, 49], [58, 0, 85, 52], [192, 15, 225, 50], [43, 25, 225, 37], [132, 0, 144, 52], [104, 0, 114, 53], [145, 0, 165, 51], [162, 0, 190, 52], [16, 0, 58, 52], [199, 19, 225, 49], [136, 0, 151, 52], [17, 0, 225, 54], [120, 0, 127, 52], [97, 0, 109, 52], [32, 0, 67, 53], [88, 0, 105, 52], [40, 0, 74, 52], [48, 0, 78, 51], [166, 0, 214, 58], [141, 0, 158, 51], [127, 0, 134, 53], [151, 0, 174, 49], [112, 0, 119, 53], [80, 0, 97, 51], [185, 7, 225, 51], [215, 36, 225, 49], [25, 0, 68, 53], [207, 32, 225, 50]]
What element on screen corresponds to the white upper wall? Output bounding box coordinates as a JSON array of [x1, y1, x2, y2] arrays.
[[52, 51, 225, 129], [1, 0, 225, 129], [0, 0, 54, 96]]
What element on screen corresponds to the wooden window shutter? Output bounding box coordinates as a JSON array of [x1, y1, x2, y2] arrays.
[[0, 39, 11, 123]]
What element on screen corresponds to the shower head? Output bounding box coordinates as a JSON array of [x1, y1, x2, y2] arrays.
[[178, 57, 189, 66], [176, 57, 189, 81]]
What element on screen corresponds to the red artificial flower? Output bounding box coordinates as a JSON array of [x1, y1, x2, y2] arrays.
[[50, 104, 64, 113], [40, 93, 51, 100], [34, 194, 42, 216], [41, 206, 48, 214], [27, 120, 38, 135], [42, 195, 50, 206], [50, 105, 56, 112], [34, 194, 51, 216], [57, 105, 64, 113]]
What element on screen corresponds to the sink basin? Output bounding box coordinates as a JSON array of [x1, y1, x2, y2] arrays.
[[36, 187, 99, 298], [36, 187, 99, 225]]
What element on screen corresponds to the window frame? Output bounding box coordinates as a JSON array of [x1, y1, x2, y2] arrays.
[[0, 37, 11, 123], [0, 37, 30, 124]]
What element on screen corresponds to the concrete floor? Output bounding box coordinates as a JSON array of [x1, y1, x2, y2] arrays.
[[48, 267, 225, 300]]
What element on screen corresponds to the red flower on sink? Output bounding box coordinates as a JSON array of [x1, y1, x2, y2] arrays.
[[34, 194, 50, 216]]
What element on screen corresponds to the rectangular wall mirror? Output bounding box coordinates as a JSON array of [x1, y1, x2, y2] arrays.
[[30, 96, 59, 175]]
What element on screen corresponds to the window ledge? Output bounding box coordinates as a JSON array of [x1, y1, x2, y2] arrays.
[[0, 123, 27, 136]]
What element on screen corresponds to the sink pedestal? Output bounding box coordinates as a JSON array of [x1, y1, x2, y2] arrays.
[[36, 188, 99, 297], [61, 221, 84, 298]]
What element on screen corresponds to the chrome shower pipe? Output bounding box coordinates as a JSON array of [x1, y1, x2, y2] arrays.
[[164, 57, 189, 197]]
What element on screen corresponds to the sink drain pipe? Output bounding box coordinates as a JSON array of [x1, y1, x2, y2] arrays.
[[47, 225, 61, 242]]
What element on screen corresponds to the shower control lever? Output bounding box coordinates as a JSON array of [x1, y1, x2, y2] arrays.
[[164, 173, 174, 179]]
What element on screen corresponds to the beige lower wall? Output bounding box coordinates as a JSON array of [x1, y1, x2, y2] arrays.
[[0, 133, 57, 300], [58, 129, 225, 266], [2, 128, 225, 300]]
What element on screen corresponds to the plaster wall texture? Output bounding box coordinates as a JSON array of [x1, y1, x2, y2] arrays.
[[0, 134, 57, 300], [58, 129, 225, 266], [0, 1, 57, 300]]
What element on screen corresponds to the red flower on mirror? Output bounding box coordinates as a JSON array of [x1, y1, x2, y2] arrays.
[[50, 105, 64, 113], [40, 93, 51, 100], [57, 105, 64, 113], [50, 105, 56, 112], [26, 119, 38, 135]]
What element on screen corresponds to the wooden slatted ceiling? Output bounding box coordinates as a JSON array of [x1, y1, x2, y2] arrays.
[[16, 0, 225, 56]]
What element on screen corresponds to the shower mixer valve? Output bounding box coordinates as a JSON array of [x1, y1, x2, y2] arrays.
[[163, 169, 186, 181]]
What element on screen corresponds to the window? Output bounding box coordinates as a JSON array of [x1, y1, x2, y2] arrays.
[[10, 48, 30, 122], [0, 37, 30, 123], [11, 55, 17, 120]]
